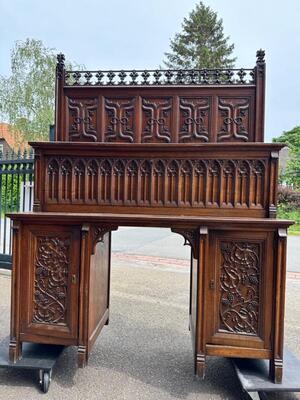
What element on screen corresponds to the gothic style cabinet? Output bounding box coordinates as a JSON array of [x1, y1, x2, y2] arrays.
[[189, 225, 289, 384], [206, 230, 274, 351], [19, 225, 80, 343], [9, 217, 113, 368]]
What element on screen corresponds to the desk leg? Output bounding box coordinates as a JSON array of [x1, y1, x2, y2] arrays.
[[194, 228, 208, 379], [185, 227, 208, 379], [105, 232, 112, 326], [269, 229, 287, 384], [9, 222, 22, 362], [77, 227, 115, 368]]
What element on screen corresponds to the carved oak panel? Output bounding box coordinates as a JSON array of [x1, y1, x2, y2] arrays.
[[104, 97, 135, 142], [33, 236, 70, 324], [67, 97, 98, 141], [20, 225, 80, 341], [206, 230, 275, 353], [141, 97, 172, 143], [219, 241, 260, 335], [217, 97, 251, 142], [179, 97, 210, 142]]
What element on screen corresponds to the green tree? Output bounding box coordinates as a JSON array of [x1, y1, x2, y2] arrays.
[[163, 2, 236, 69], [0, 39, 77, 142], [273, 126, 300, 189]]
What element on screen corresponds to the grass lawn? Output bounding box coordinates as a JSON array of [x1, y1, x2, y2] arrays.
[[277, 208, 300, 235]]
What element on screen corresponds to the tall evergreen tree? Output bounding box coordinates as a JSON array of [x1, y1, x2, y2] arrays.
[[163, 2, 236, 69]]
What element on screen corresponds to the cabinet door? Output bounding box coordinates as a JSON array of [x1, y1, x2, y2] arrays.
[[20, 225, 80, 343], [206, 230, 274, 350]]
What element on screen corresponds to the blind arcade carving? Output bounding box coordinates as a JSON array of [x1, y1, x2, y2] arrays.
[[31, 142, 282, 217]]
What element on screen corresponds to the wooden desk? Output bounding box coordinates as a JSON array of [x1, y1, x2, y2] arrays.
[[7, 212, 293, 384], [7, 51, 293, 385]]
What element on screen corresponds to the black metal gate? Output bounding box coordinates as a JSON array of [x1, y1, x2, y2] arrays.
[[0, 150, 34, 269]]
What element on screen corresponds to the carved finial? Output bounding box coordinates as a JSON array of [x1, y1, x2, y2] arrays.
[[256, 49, 265, 64], [56, 53, 65, 78], [57, 53, 65, 65]]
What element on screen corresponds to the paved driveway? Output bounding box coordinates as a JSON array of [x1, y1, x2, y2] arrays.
[[0, 257, 300, 399], [112, 228, 300, 272]]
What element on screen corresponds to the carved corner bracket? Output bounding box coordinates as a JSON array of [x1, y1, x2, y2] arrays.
[[278, 228, 287, 238], [92, 225, 118, 254], [171, 227, 199, 259]]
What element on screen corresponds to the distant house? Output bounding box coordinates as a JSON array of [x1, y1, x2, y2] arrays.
[[279, 146, 290, 175], [0, 122, 28, 156]]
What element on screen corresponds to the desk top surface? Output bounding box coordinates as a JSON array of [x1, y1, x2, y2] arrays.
[[7, 212, 294, 229]]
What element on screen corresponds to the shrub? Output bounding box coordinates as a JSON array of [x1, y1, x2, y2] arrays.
[[277, 185, 300, 211]]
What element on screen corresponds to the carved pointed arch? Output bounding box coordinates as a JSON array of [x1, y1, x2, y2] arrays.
[[74, 159, 86, 201], [87, 159, 99, 176], [250, 160, 265, 208], [193, 160, 207, 206], [100, 159, 112, 176], [152, 160, 165, 205], [222, 160, 236, 206], [60, 158, 73, 201], [47, 158, 59, 201], [125, 160, 139, 203], [140, 160, 152, 204], [207, 160, 221, 206], [179, 160, 193, 206], [236, 160, 251, 207], [86, 159, 99, 201], [140, 159, 152, 177], [61, 158, 73, 175], [166, 160, 179, 205], [112, 159, 126, 202], [99, 159, 112, 202]]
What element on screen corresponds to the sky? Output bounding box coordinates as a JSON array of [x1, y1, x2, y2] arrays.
[[1, 0, 300, 142]]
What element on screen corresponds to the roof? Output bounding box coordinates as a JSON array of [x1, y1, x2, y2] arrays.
[[0, 122, 28, 151]]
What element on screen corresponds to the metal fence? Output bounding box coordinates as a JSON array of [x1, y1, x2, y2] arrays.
[[0, 149, 34, 269]]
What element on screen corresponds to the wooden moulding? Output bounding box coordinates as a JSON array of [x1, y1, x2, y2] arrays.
[[29, 142, 283, 218], [7, 212, 293, 230]]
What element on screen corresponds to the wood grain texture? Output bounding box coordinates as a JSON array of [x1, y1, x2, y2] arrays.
[[30, 142, 282, 218], [8, 213, 293, 384], [7, 51, 293, 384], [54, 53, 265, 143]]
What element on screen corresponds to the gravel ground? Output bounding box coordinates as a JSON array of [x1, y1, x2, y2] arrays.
[[0, 255, 300, 400]]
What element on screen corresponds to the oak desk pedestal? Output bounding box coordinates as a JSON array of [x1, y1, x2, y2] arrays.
[[8, 213, 292, 384]]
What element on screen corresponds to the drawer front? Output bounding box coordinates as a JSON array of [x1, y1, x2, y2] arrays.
[[20, 225, 80, 341], [206, 230, 274, 350]]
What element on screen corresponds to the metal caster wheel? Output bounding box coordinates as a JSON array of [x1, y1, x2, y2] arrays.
[[39, 370, 51, 393]]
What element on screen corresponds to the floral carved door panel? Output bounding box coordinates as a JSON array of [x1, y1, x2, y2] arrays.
[[20, 225, 80, 341], [206, 230, 274, 350]]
